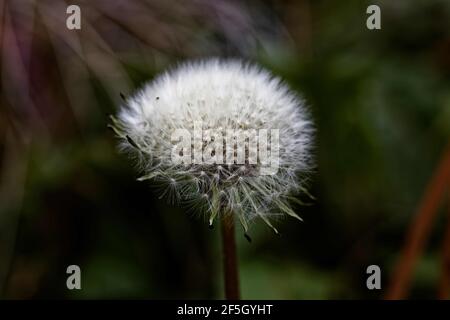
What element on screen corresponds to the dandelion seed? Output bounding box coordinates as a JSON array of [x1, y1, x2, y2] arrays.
[[112, 59, 314, 232]]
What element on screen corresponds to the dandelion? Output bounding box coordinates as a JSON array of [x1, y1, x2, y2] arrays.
[[110, 59, 314, 299]]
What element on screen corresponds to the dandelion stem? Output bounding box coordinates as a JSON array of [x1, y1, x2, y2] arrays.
[[221, 215, 240, 300]]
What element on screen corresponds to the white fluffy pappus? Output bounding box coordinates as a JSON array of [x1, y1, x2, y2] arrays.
[[111, 59, 314, 233]]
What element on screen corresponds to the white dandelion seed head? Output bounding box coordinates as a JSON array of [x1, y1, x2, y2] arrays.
[[113, 59, 314, 233]]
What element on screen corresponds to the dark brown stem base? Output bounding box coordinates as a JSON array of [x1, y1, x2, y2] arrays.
[[221, 216, 240, 300]]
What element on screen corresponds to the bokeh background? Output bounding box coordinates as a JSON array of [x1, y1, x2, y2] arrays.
[[1, 0, 450, 299]]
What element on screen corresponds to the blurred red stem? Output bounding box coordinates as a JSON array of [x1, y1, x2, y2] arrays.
[[221, 216, 240, 300], [386, 143, 450, 299], [438, 199, 450, 299]]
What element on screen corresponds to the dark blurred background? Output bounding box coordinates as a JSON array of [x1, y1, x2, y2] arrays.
[[1, 0, 450, 299]]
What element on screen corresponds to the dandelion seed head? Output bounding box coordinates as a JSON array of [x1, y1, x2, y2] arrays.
[[114, 59, 314, 232]]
